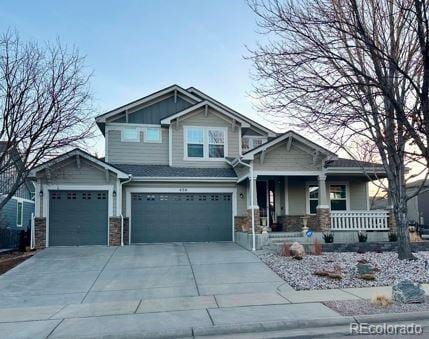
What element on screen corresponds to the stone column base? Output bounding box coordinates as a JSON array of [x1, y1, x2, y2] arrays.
[[233, 208, 262, 233], [317, 207, 331, 233], [109, 217, 122, 246], [35, 217, 46, 249], [123, 217, 130, 245]]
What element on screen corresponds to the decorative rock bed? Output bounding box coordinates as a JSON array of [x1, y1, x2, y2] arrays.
[[324, 297, 429, 316], [258, 251, 429, 290]]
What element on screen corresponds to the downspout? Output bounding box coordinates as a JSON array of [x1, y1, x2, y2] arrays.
[[119, 174, 133, 246], [236, 159, 256, 251]]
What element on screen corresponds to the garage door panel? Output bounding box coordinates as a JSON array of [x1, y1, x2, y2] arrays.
[[49, 190, 108, 246], [131, 193, 232, 243]]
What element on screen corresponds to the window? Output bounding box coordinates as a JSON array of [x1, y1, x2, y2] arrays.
[[122, 128, 140, 142], [185, 127, 226, 159], [242, 137, 267, 152], [308, 185, 319, 214], [144, 127, 161, 142], [330, 185, 347, 210], [16, 201, 23, 227], [186, 127, 204, 158], [208, 129, 225, 158]]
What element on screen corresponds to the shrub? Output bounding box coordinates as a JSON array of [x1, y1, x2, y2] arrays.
[[357, 231, 368, 243], [388, 232, 398, 242], [281, 241, 291, 256], [313, 239, 322, 255], [371, 293, 392, 307], [322, 232, 334, 243]]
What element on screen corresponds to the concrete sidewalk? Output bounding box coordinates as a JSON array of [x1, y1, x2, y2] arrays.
[[0, 243, 427, 338]]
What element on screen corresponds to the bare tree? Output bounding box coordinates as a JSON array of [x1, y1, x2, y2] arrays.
[[248, 0, 429, 259], [0, 30, 93, 211]]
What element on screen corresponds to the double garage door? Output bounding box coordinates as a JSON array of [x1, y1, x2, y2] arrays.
[[131, 193, 233, 243], [49, 190, 108, 246]]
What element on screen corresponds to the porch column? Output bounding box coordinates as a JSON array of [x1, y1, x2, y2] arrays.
[[247, 175, 261, 234], [317, 174, 331, 232]]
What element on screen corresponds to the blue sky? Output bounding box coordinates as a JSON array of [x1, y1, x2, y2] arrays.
[[0, 0, 276, 155]]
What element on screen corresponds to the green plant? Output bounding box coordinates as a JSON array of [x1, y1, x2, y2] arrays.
[[357, 231, 368, 243], [388, 232, 398, 242], [322, 232, 334, 243]]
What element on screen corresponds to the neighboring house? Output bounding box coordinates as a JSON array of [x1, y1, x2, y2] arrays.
[[0, 142, 35, 237], [406, 179, 429, 225], [29, 85, 388, 248]]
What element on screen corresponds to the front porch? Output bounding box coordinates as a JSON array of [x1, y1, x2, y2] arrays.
[[235, 174, 392, 235]]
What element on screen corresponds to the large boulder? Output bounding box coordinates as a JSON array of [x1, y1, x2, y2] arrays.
[[392, 280, 425, 304], [289, 242, 305, 260]]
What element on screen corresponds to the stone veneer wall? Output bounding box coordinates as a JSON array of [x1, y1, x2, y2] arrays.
[[109, 217, 122, 246], [34, 217, 46, 249], [277, 215, 320, 232], [234, 209, 262, 233], [317, 208, 331, 232]]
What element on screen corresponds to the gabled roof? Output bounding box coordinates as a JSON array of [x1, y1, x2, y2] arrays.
[[29, 148, 130, 179], [187, 87, 277, 137], [160, 100, 250, 127], [95, 84, 200, 124], [241, 130, 336, 160], [113, 164, 236, 179]]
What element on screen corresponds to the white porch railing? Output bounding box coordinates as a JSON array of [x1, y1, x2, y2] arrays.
[[330, 210, 389, 231]]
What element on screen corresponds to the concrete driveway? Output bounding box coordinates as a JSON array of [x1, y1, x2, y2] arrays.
[[0, 243, 341, 338]]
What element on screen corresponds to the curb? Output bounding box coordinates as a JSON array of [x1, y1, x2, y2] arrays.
[[354, 310, 429, 323]]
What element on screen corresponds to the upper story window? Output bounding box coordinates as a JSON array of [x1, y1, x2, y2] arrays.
[[242, 136, 267, 153], [121, 127, 140, 142], [185, 127, 226, 160], [144, 127, 161, 143], [330, 184, 348, 210]]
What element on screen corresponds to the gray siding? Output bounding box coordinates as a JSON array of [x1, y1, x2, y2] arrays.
[[107, 129, 169, 165], [237, 181, 247, 215], [172, 109, 240, 168], [253, 143, 322, 171], [288, 177, 307, 215], [111, 95, 193, 124], [0, 198, 34, 230], [348, 179, 368, 210], [37, 158, 117, 216]]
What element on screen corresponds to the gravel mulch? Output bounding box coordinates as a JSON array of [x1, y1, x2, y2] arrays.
[[324, 297, 429, 316], [258, 251, 429, 290], [0, 251, 35, 275]]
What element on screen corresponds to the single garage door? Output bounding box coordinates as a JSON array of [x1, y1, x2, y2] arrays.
[[131, 193, 232, 243], [49, 190, 108, 246]]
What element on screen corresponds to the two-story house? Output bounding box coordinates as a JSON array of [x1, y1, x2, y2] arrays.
[[29, 85, 389, 249]]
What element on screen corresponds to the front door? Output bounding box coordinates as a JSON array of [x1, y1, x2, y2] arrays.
[[257, 180, 276, 229]]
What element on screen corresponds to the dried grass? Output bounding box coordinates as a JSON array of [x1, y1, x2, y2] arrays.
[[313, 239, 322, 255], [371, 293, 392, 307], [281, 241, 291, 257]]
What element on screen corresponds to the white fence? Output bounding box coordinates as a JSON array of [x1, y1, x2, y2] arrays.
[[330, 210, 389, 231]]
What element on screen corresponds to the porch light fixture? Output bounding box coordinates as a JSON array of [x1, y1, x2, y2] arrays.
[[39, 190, 43, 197], [239, 193, 244, 199], [112, 190, 117, 198]]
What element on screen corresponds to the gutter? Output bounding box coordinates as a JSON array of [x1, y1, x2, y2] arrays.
[[235, 158, 256, 252], [119, 174, 133, 246]]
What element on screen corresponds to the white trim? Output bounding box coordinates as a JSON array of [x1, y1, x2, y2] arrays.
[[96, 85, 201, 122], [30, 149, 129, 179], [3, 195, 35, 205], [125, 186, 237, 244], [253, 170, 322, 176], [16, 200, 23, 227], [242, 131, 336, 160], [105, 129, 109, 163], [106, 122, 162, 128], [168, 126, 173, 166], [366, 182, 370, 210], [183, 126, 228, 161], [284, 177, 289, 215], [238, 126, 242, 156], [131, 177, 237, 182], [42, 185, 114, 247], [325, 167, 386, 174], [161, 100, 250, 127], [35, 181, 41, 217]]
